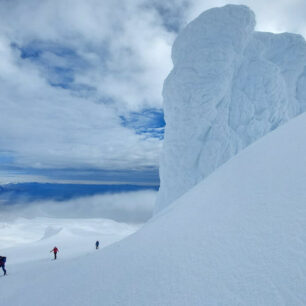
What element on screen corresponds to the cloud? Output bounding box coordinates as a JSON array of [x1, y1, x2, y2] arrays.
[[0, 0, 178, 178], [1, 0, 306, 182], [187, 0, 306, 36], [0, 190, 157, 223], [0, 0, 178, 108]]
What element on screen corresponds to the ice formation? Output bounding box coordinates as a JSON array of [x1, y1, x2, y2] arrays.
[[156, 4, 306, 212]]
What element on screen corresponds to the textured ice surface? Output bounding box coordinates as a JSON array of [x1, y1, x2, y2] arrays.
[[156, 4, 306, 212]]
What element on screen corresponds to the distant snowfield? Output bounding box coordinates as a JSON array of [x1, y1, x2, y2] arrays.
[[0, 217, 140, 263], [0, 190, 155, 264]]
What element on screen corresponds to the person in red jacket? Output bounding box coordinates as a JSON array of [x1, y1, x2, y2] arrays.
[[50, 247, 59, 260]]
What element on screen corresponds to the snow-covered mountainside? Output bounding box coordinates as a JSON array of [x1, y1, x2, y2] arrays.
[[2, 101, 306, 305], [156, 4, 306, 211]]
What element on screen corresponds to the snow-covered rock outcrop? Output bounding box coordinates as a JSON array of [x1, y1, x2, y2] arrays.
[[156, 4, 306, 212]]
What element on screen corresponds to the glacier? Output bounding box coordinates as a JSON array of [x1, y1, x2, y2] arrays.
[[156, 4, 306, 211]]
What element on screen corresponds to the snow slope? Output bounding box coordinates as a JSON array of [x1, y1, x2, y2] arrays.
[[0, 217, 139, 263], [2, 104, 306, 305], [156, 4, 306, 211]]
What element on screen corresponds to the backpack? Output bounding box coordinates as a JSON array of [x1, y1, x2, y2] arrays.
[[0, 257, 6, 263]]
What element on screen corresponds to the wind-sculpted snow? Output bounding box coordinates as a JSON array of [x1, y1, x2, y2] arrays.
[[156, 5, 306, 211]]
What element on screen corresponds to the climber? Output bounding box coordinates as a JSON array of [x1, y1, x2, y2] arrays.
[[0, 256, 7, 275], [96, 241, 99, 250], [50, 247, 59, 260]]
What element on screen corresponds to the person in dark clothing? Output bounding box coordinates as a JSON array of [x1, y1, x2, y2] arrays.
[[95, 241, 99, 250], [0, 256, 7, 275], [50, 247, 59, 260]]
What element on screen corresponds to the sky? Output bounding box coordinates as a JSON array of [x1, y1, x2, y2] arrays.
[[1, 0, 306, 185]]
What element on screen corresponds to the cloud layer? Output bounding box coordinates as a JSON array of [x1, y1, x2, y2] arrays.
[[0, 190, 157, 223]]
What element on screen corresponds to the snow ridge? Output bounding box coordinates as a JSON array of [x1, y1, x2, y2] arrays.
[[156, 4, 306, 212]]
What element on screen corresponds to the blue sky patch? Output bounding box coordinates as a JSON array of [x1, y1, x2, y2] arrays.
[[12, 41, 94, 93], [120, 108, 165, 139], [143, 1, 189, 33]]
